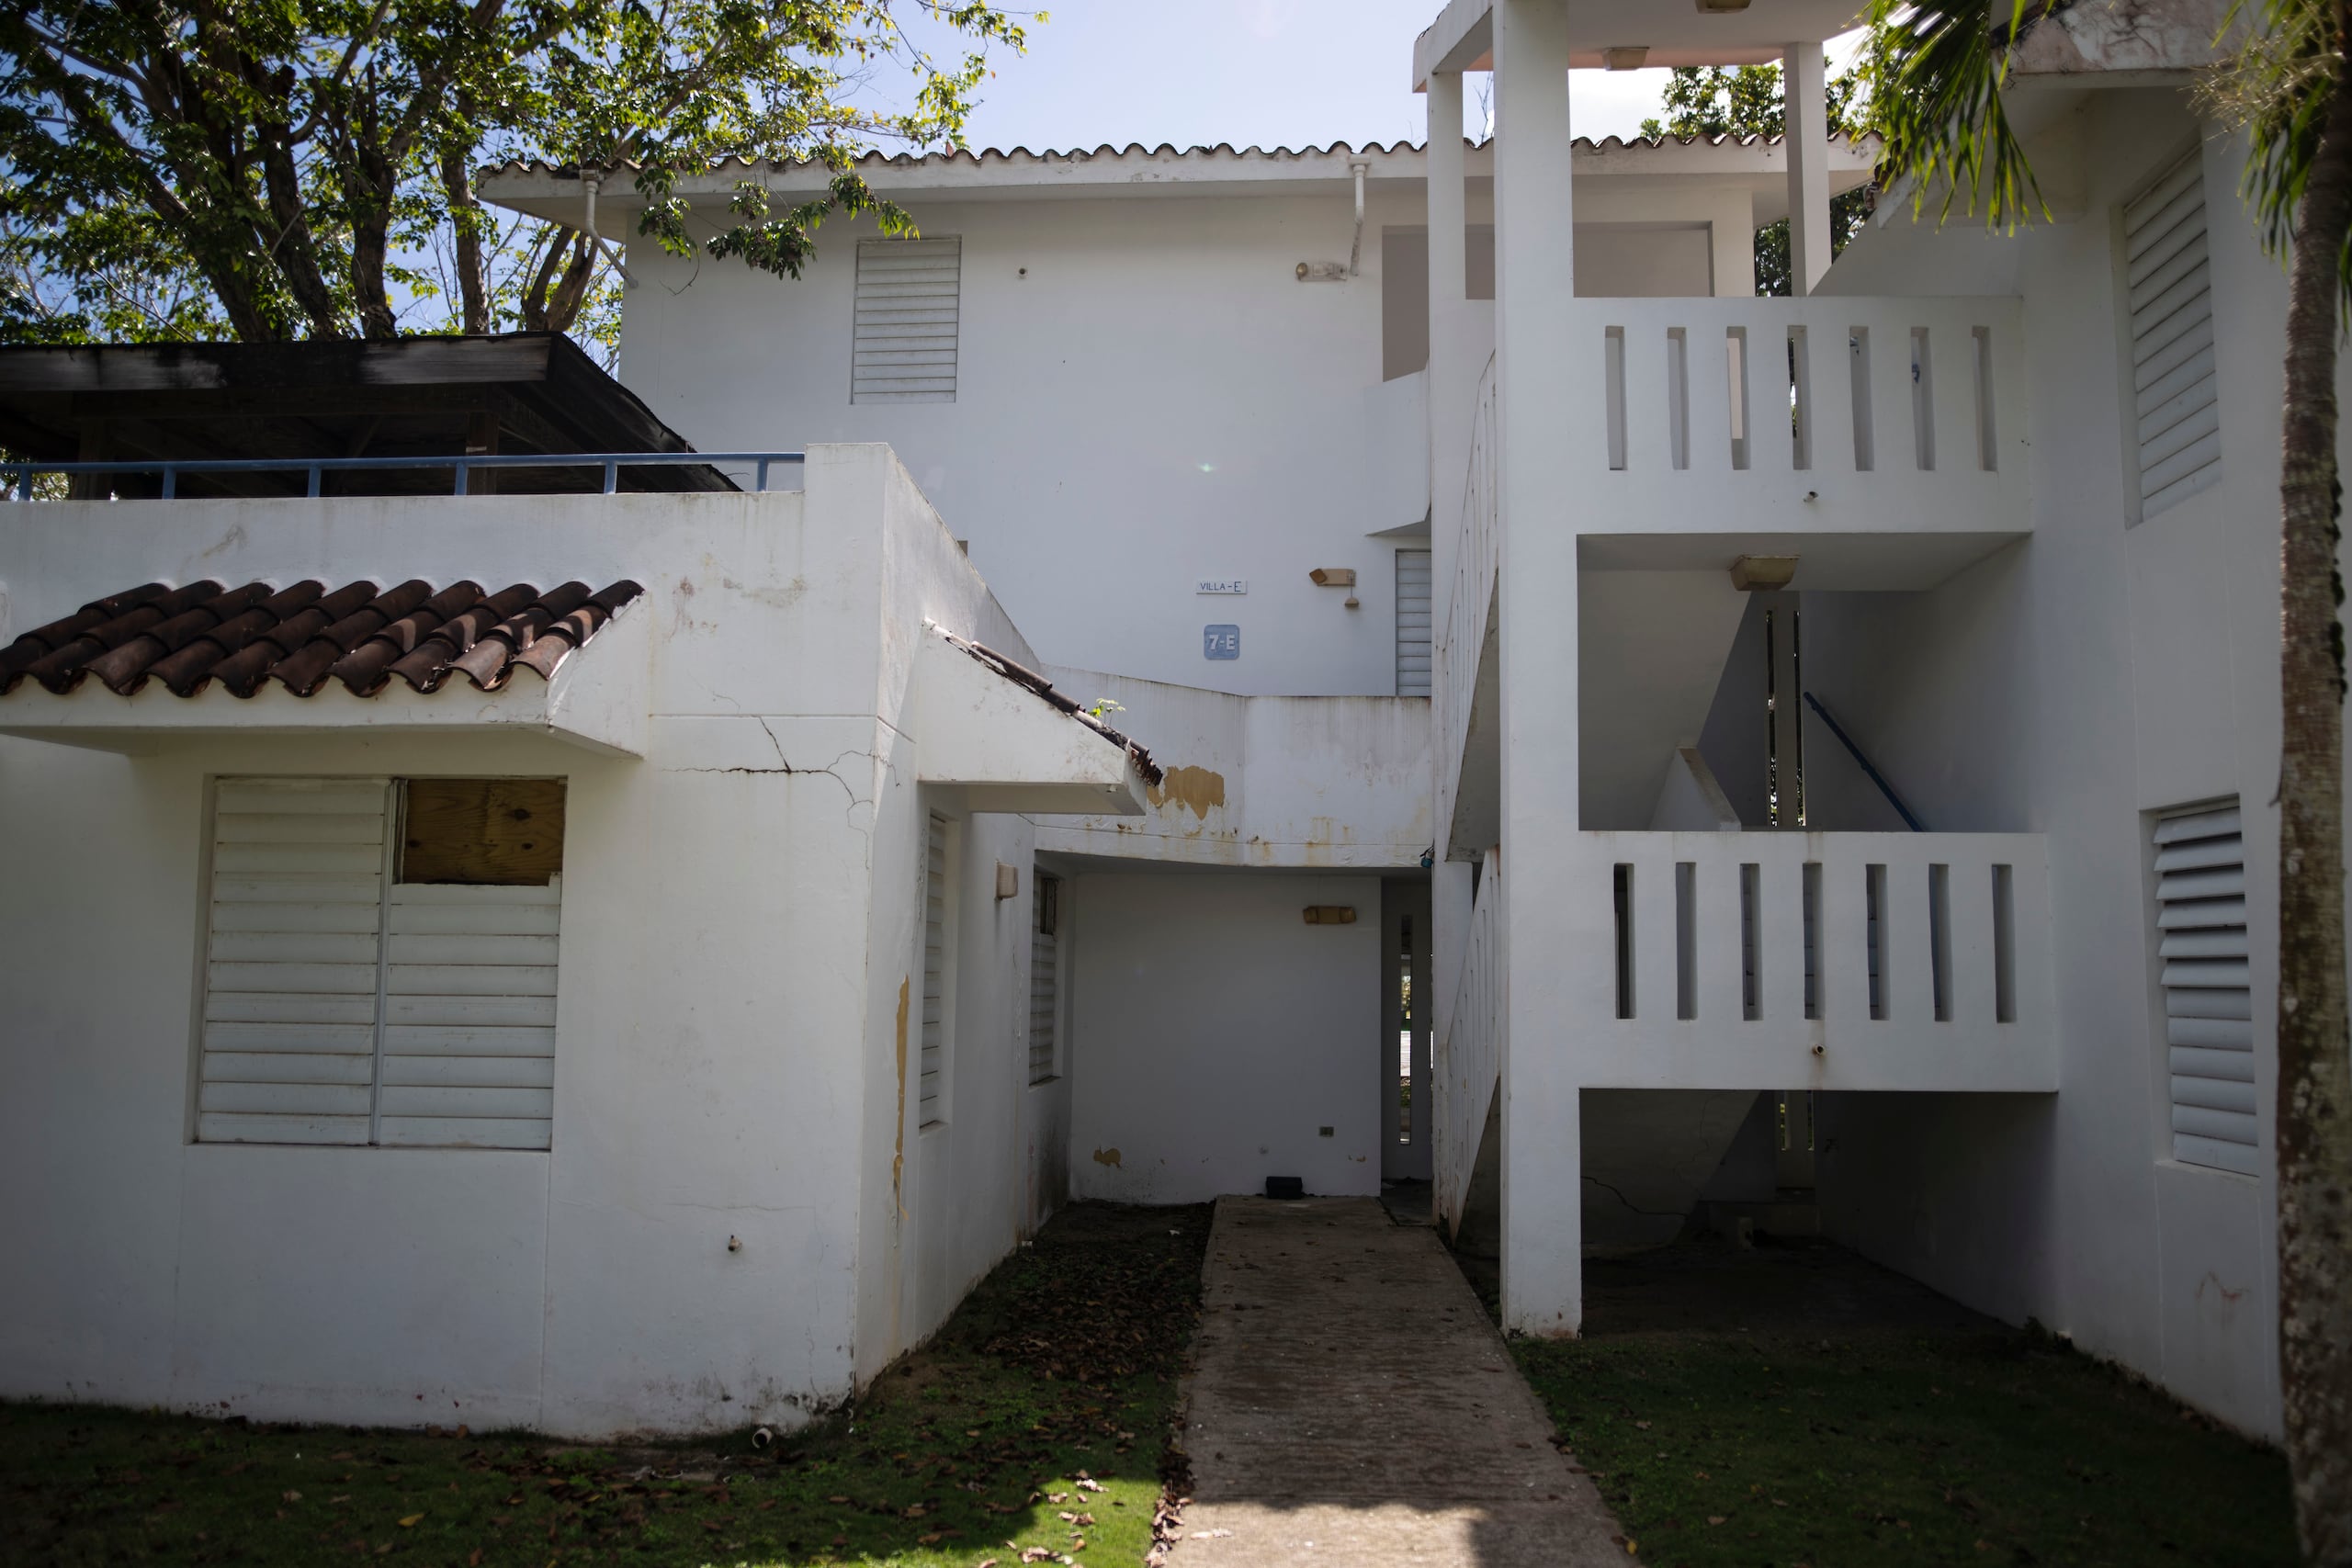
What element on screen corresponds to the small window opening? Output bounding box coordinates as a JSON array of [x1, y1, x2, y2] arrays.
[[1849, 326, 1875, 471], [1675, 861, 1699, 1021], [1739, 863, 1762, 1021], [1992, 863, 2018, 1023], [1929, 863, 1953, 1021], [1613, 863, 1635, 1019], [1866, 863, 1890, 1020], [1803, 862, 1823, 1020]]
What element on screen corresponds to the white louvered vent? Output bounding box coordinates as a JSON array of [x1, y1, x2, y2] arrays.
[[199, 778, 392, 1146], [2125, 152, 2220, 518], [1396, 548, 1432, 697], [199, 778, 560, 1151], [379, 883, 559, 1150], [854, 237, 961, 403], [921, 812, 950, 1125], [2154, 802, 2256, 1174], [1030, 873, 1060, 1085]]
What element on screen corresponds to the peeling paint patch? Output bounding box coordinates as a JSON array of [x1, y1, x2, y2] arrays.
[[1091, 1146, 1124, 1168], [1148, 764, 1227, 822], [893, 977, 910, 1222]]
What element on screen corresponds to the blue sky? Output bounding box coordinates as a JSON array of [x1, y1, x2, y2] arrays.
[[909, 1, 1710, 154]]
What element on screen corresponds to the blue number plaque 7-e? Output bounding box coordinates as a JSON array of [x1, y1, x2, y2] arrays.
[[1203, 624, 1240, 660]]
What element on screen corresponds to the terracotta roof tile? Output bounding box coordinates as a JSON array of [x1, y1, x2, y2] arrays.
[[0, 579, 642, 700]]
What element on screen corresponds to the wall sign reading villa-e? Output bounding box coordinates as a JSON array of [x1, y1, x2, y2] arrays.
[[1196, 580, 1247, 594], [1204, 625, 1240, 660]]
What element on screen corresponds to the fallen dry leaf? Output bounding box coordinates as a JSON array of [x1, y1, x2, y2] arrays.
[[398, 1513, 424, 1528]]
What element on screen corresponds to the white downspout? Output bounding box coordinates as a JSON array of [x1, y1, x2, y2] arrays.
[[1348, 160, 1370, 277], [581, 171, 639, 288]]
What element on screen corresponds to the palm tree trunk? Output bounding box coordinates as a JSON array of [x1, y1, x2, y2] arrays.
[[2276, 40, 2352, 1568]]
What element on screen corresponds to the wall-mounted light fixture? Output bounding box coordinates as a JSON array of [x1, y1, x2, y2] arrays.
[[1303, 905, 1358, 925], [995, 863, 1020, 899], [1601, 46, 1650, 70], [1695, 0, 1752, 11], [1308, 567, 1360, 608]]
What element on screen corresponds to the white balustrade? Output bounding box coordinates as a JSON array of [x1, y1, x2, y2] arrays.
[[1579, 296, 2030, 536], [1435, 846, 1502, 1235], [1569, 830, 2057, 1093], [1433, 353, 1498, 856]]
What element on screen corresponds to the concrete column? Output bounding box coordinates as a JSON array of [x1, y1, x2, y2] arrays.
[[1492, 0, 1585, 1337], [1425, 71, 1471, 625], [1782, 40, 1833, 296], [1707, 187, 1758, 299]]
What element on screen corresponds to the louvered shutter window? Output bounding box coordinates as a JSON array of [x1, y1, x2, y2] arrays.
[[200, 778, 394, 1146], [2125, 152, 2220, 517], [198, 778, 559, 1151], [2154, 803, 2256, 1174], [921, 813, 950, 1125], [1030, 873, 1060, 1085], [854, 238, 961, 403], [1396, 548, 1432, 697], [379, 883, 559, 1150]]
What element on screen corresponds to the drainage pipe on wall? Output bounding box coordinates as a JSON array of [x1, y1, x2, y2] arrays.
[[1348, 160, 1370, 276], [576, 173, 635, 290]]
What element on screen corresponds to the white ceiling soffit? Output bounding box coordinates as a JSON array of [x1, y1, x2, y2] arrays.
[[1415, 0, 1872, 87], [1577, 532, 2028, 592]]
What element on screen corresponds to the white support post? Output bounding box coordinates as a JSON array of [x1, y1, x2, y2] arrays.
[[1427, 70, 1472, 603], [1493, 0, 1584, 1337], [1782, 40, 1833, 296]]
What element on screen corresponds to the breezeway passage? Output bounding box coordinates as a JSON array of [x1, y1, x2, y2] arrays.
[[1170, 1198, 1625, 1566]]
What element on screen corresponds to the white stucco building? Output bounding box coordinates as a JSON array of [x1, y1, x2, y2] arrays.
[[0, 0, 2320, 1443]]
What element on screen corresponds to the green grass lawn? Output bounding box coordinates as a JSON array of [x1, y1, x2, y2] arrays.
[[1, 1202, 1210, 1568], [1514, 1308, 2297, 1568]]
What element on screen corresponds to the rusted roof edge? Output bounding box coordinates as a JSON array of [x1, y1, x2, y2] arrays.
[[934, 628, 1164, 789]]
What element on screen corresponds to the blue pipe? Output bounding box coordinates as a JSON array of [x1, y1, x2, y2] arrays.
[[1802, 691, 1926, 832]]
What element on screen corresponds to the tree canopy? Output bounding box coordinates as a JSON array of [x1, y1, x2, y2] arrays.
[[0, 1, 1035, 358], [1639, 48, 1887, 296]]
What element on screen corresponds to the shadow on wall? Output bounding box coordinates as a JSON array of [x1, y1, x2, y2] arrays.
[[1814, 1090, 2062, 1333]]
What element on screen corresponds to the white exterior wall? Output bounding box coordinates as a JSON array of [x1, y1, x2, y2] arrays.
[[0, 446, 1069, 1435], [1065, 872, 1384, 1203], [605, 176, 1758, 702], [1033, 666, 1430, 869], [1798, 90, 2330, 1437]]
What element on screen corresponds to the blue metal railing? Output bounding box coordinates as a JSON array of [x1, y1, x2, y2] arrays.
[[5, 450, 806, 501], [1803, 691, 1926, 832]]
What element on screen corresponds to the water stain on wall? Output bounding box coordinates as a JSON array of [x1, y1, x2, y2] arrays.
[[1148, 765, 1226, 822], [893, 976, 910, 1222]]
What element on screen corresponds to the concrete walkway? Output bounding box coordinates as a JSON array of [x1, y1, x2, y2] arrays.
[[1169, 1197, 1626, 1567]]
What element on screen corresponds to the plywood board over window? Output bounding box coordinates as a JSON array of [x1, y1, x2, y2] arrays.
[[401, 778, 566, 885], [197, 775, 567, 1151]]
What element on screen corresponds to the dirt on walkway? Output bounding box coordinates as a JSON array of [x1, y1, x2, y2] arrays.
[[1167, 1196, 1627, 1567]]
